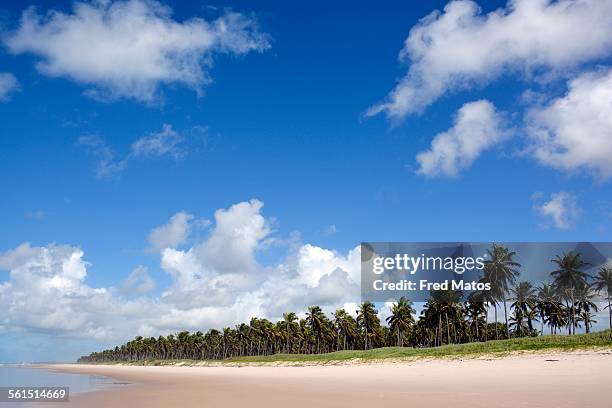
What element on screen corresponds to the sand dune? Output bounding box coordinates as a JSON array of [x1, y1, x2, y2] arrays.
[[46, 351, 612, 408]]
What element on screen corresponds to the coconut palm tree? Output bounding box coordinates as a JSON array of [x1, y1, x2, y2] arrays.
[[574, 284, 598, 333], [593, 265, 612, 329], [306, 306, 329, 354], [485, 244, 521, 339], [466, 291, 488, 341], [357, 301, 381, 350], [333, 309, 358, 350], [536, 283, 560, 334], [282, 312, 299, 353], [510, 281, 537, 334], [550, 251, 591, 335], [386, 297, 415, 346], [424, 290, 463, 345]]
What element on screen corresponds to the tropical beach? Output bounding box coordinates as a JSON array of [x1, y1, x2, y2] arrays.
[[47, 350, 612, 408], [2, 0, 612, 407]]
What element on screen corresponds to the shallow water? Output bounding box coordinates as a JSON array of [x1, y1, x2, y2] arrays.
[[0, 365, 120, 407]]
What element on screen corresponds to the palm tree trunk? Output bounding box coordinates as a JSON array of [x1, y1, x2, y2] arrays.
[[445, 313, 451, 344], [438, 314, 442, 347], [608, 296, 611, 329], [494, 303, 499, 340], [571, 291, 576, 335], [484, 303, 488, 341], [503, 298, 509, 338]]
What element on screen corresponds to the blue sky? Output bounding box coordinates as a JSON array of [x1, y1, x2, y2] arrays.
[[1, 0, 612, 362]]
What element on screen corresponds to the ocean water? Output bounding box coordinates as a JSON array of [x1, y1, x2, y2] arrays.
[[0, 365, 120, 407]]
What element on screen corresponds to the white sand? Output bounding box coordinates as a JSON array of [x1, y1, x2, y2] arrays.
[[45, 350, 612, 408]]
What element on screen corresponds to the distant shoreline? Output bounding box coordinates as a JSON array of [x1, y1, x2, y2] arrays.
[[43, 350, 612, 408]]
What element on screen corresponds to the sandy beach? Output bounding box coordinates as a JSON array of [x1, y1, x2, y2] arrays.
[[44, 350, 612, 408]]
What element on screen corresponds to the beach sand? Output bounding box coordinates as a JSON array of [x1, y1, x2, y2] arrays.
[[45, 350, 612, 408]]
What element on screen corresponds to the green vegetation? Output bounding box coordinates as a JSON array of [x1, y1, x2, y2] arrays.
[[80, 330, 612, 365], [226, 330, 612, 363], [78, 246, 612, 365]]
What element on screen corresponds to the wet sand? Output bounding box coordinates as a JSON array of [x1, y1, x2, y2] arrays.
[[45, 350, 612, 408]]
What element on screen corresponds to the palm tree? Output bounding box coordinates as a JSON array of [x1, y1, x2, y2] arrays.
[[472, 281, 496, 341], [423, 290, 463, 345], [536, 283, 561, 334], [574, 284, 598, 333], [357, 301, 381, 350], [593, 265, 612, 329], [306, 306, 329, 354], [386, 297, 415, 346], [333, 309, 358, 350], [282, 312, 299, 353], [464, 297, 487, 341], [509, 281, 537, 334], [550, 251, 591, 335], [485, 244, 521, 339]]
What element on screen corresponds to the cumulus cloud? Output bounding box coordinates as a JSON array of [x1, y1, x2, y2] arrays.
[[147, 211, 193, 252], [368, 0, 612, 120], [526, 68, 612, 181], [533, 191, 581, 229], [193, 199, 272, 274], [0, 200, 362, 350], [5, 0, 270, 103], [0, 73, 19, 101], [155, 200, 359, 327], [119, 265, 155, 295], [416, 100, 507, 177], [0, 243, 117, 336]]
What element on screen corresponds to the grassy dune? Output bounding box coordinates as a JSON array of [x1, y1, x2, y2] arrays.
[[225, 330, 612, 363]]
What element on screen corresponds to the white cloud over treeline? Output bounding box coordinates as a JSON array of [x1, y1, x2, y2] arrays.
[[0, 200, 361, 344]]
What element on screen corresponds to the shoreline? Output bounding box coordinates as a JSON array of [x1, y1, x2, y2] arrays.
[[42, 349, 612, 408]]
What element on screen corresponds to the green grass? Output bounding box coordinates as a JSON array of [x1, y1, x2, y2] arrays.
[[224, 330, 612, 363]]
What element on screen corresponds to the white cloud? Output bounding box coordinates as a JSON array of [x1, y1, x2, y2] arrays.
[[322, 224, 337, 236], [77, 135, 128, 178], [5, 0, 270, 103], [119, 265, 155, 295], [0, 73, 19, 101], [0, 200, 364, 352], [368, 0, 612, 120], [147, 211, 193, 252], [79, 124, 190, 178], [193, 199, 272, 274], [416, 100, 506, 177], [131, 124, 185, 158], [292, 243, 360, 288], [0, 243, 117, 336], [533, 191, 581, 229], [526, 68, 612, 181]]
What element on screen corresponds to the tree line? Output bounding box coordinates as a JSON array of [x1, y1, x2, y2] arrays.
[[79, 246, 612, 362]]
